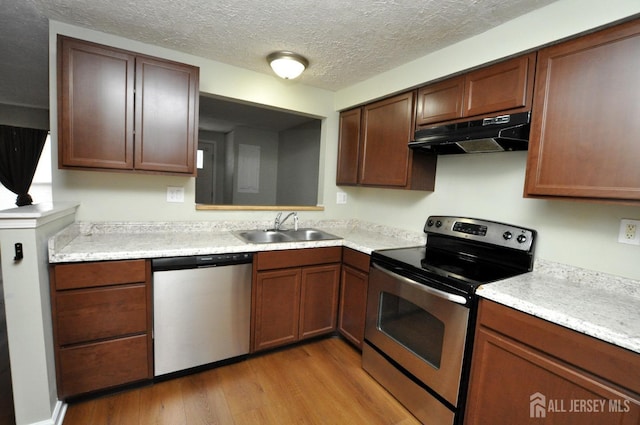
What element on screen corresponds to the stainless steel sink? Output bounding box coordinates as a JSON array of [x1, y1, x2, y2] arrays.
[[234, 228, 341, 244], [286, 228, 337, 241]]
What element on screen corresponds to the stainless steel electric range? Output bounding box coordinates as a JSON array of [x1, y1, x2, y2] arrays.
[[363, 216, 536, 425]]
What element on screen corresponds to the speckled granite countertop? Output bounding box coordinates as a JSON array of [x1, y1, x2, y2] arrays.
[[48, 219, 639, 354], [477, 259, 640, 354], [48, 219, 425, 263]]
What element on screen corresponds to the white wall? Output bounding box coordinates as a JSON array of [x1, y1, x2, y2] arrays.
[[0, 207, 76, 424], [0, 104, 49, 130]]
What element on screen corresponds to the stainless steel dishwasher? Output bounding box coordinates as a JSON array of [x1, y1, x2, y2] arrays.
[[152, 253, 253, 377]]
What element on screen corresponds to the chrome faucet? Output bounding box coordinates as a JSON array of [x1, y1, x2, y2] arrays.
[[274, 211, 298, 231]]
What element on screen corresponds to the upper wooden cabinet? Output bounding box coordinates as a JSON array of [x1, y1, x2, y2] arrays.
[[337, 91, 437, 190], [416, 53, 536, 127], [58, 36, 199, 175], [336, 108, 362, 185], [524, 19, 640, 203], [415, 76, 465, 126], [361, 92, 415, 187]]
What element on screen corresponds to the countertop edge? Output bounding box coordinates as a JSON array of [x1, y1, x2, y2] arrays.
[[47, 219, 426, 263], [48, 220, 639, 355], [477, 259, 640, 354]]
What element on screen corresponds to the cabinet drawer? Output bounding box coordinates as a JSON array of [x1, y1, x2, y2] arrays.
[[342, 247, 370, 272], [55, 284, 147, 346], [256, 247, 342, 270], [53, 259, 147, 290], [58, 334, 150, 398]]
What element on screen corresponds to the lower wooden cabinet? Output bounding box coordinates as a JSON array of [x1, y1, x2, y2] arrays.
[[337, 248, 370, 349], [465, 299, 640, 425], [252, 247, 341, 352], [300, 265, 341, 339], [253, 268, 301, 350], [50, 259, 152, 399]]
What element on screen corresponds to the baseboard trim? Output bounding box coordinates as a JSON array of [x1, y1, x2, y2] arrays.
[[28, 400, 66, 425], [53, 401, 67, 425]]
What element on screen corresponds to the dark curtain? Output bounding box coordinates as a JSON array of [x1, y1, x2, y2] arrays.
[[0, 125, 48, 207]]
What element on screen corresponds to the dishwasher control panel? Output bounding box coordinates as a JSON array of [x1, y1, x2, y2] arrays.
[[152, 252, 253, 271], [196, 253, 253, 267]]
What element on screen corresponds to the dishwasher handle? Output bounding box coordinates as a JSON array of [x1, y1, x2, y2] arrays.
[[152, 252, 253, 271]]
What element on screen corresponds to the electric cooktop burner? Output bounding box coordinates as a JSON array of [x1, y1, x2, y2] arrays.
[[372, 216, 537, 298]]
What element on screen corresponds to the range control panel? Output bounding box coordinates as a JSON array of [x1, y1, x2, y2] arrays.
[[424, 216, 536, 251]]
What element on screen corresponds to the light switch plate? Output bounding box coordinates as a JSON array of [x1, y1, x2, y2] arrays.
[[167, 186, 185, 203], [336, 192, 347, 204]]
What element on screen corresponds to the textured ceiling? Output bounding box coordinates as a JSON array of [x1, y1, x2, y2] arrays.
[[1, 0, 559, 110]]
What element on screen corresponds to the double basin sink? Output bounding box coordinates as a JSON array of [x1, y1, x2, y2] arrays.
[[234, 228, 341, 244]]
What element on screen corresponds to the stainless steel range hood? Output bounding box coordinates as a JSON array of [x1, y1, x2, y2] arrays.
[[409, 112, 531, 154]]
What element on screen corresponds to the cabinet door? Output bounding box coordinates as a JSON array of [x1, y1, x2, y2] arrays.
[[463, 53, 535, 118], [135, 56, 199, 175], [58, 36, 135, 170], [337, 264, 368, 348], [299, 264, 340, 340], [416, 76, 464, 126], [360, 92, 415, 187], [465, 327, 640, 425], [525, 20, 640, 202], [336, 108, 362, 185], [253, 268, 301, 351]]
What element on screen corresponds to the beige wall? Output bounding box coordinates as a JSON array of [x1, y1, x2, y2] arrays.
[[49, 21, 343, 224], [331, 0, 640, 280], [48, 0, 640, 285]]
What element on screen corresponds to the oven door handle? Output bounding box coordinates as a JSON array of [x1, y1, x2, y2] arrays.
[[372, 263, 468, 306]]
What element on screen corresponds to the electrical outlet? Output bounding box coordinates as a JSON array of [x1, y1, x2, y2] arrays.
[[618, 219, 640, 245], [166, 186, 185, 203]]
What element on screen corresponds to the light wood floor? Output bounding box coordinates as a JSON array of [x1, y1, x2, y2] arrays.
[[63, 337, 421, 425]]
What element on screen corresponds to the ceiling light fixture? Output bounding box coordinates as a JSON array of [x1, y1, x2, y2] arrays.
[[267, 51, 309, 80]]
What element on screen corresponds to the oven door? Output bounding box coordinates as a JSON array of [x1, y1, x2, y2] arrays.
[[365, 263, 470, 407]]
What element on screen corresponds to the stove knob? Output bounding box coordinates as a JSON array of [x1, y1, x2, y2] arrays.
[[427, 219, 434, 227], [517, 234, 528, 244], [502, 231, 513, 240], [435, 220, 442, 228]]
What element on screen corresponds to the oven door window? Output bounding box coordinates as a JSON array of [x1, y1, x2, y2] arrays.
[[378, 292, 444, 369]]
